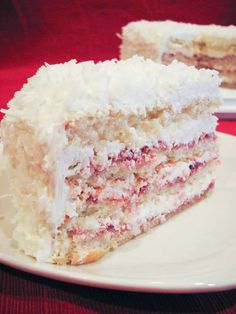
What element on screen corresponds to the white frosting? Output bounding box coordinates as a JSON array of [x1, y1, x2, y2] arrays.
[[131, 170, 214, 234], [2, 56, 220, 144], [122, 20, 236, 43], [121, 20, 236, 60]]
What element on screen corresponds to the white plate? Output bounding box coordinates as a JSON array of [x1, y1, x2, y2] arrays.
[[0, 133, 236, 293], [218, 88, 236, 119]]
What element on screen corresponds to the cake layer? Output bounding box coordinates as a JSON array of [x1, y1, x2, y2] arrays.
[[162, 53, 236, 72]]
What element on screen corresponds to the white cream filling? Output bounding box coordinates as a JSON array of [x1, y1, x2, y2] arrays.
[[130, 170, 213, 235]]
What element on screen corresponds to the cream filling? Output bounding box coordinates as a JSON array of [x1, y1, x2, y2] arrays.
[[131, 170, 213, 235]]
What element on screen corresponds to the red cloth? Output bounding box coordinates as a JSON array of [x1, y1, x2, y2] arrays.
[[0, 1, 236, 313], [217, 120, 236, 136], [0, 0, 235, 68]]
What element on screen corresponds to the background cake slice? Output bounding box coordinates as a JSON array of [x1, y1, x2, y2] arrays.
[[120, 20, 236, 88], [1, 57, 221, 265]]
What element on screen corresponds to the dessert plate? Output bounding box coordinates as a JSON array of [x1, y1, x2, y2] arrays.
[[0, 133, 236, 293], [218, 88, 236, 119]]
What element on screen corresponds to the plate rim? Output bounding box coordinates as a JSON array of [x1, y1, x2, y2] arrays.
[[1, 253, 236, 294]]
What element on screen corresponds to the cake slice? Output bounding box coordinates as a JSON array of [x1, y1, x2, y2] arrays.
[[1, 57, 220, 265], [120, 20, 236, 88]]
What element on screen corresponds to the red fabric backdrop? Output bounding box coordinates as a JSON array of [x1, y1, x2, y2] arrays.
[[1, 0, 236, 67]]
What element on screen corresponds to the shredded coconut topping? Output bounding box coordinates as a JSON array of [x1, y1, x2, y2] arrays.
[[122, 20, 236, 43], [2, 56, 220, 143]]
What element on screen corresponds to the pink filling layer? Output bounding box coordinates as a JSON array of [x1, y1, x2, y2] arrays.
[[89, 133, 217, 172], [67, 181, 215, 240], [87, 158, 216, 204]]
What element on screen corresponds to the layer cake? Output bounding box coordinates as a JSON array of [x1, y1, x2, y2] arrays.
[[1, 57, 220, 264]]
